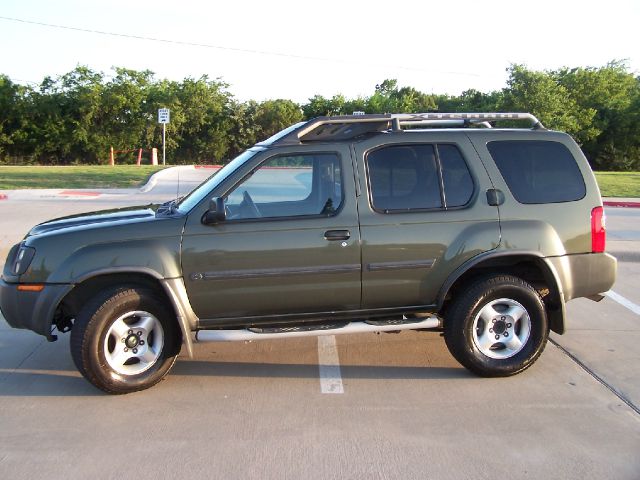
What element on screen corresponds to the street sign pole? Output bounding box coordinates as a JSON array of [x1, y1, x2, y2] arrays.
[[158, 108, 170, 166], [162, 122, 166, 166]]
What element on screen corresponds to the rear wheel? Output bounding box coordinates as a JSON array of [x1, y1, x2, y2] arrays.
[[444, 275, 548, 377], [70, 287, 181, 394]]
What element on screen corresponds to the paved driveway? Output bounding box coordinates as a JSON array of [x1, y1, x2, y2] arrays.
[[0, 178, 638, 480]]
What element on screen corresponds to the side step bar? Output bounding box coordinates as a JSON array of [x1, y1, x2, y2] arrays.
[[195, 317, 440, 342]]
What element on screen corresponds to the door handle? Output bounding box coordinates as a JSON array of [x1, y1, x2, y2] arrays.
[[324, 230, 351, 241]]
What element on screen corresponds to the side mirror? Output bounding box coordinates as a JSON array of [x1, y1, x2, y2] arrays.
[[202, 197, 226, 225]]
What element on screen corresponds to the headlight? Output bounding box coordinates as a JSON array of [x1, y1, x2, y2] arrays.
[[12, 246, 36, 275]]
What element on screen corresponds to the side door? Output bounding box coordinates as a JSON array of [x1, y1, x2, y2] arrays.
[[354, 132, 501, 309], [181, 145, 361, 321]]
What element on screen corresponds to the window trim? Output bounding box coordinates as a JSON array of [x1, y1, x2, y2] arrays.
[[364, 142, 476, 214], [219, 151, 346, 224], [434, 144, 447, 208]]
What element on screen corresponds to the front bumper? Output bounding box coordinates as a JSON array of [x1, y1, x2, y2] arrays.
[[0, 279, 73, 340]]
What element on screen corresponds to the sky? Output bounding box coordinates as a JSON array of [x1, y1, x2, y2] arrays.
[[1, 0, 638, 103]]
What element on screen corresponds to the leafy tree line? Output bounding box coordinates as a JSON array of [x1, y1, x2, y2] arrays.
[[0, 62, 638, 170]]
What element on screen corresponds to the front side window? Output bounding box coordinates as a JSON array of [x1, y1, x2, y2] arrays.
[[225, 153, 342, 220], [177, 148, 261, 213]]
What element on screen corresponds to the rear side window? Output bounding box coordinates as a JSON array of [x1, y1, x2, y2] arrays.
[[487, 140, 586, 204], [440, 144, 474, 207], [366, 144, 473, 212], [367, 145, 442, 211]]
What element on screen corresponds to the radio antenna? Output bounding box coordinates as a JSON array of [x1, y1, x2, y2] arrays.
[[175, 162, 180, 202]]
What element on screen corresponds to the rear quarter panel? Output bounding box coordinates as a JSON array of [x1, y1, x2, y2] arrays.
[[467, 130, 602, 256]]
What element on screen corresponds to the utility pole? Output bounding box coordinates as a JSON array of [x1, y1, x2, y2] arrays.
[[158, 108, 170, 165]]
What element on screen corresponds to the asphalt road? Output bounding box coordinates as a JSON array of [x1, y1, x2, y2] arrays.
[[0, 172, 639, 480]]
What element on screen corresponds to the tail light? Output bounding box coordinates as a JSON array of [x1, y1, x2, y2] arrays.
[[591, 206, 606, 253]]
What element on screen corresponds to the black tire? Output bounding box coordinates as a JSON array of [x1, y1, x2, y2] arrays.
[[70, 287, 181, 394], [443, 275, 548, 377]]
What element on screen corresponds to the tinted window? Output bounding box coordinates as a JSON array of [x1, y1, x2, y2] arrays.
[[487, 141, 586, 204], [367, 145, 442, 211], [225, 153, 342, 220], [439, 144, 474, 207]]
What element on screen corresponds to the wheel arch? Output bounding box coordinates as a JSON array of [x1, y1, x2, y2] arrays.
[[55, 269, 196, 357], [437, 251, 566, 334]]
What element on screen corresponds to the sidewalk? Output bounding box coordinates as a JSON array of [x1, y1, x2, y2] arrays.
[[603, 198, 640, 208]]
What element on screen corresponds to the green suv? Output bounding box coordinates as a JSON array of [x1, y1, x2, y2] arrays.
[[0, 113, 617, 393]]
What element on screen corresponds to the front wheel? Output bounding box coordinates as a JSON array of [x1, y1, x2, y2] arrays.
[[70, 287, 181, 394], [444, 275, 548, 377]]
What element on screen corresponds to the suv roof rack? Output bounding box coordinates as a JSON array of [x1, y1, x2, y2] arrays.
[[274, 112, 545, 144]]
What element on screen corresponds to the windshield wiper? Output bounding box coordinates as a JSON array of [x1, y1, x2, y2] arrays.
[[157, 197, 184, 215]]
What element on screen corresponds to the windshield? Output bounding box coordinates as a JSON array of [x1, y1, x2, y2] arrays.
[[177, 148, 263, 213]]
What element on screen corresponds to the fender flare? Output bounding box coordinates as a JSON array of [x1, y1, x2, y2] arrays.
[[68, 268, 197, 358], [435, 250, 567, 334]]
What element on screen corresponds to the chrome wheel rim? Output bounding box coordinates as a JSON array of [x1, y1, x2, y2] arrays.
[[103, 310, 164, 375], [472, 298, 531, 359]]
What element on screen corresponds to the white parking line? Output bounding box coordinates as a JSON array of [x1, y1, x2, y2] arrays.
[[605, 290, 640, 316], [317, 335, 344, 394]]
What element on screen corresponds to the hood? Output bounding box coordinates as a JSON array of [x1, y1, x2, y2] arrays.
[[27, 205, 159, 237]]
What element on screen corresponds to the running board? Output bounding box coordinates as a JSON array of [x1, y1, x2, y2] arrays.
[[195, 317, 440, 342]]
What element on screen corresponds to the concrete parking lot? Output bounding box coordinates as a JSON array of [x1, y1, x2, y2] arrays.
[[0, 170, 639, 479]]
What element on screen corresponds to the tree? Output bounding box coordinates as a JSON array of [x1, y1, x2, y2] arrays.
[[302, 94, 347, 118], [99, 68, 154, 163], [554, 61, 640, 170], [171, 76, 236, 163], [499, 64, 598, 144], [252, 99, 303, 142], [367, 79, 436, 113], [0, 76, 29, 161], [457, 89, 502, 112], [1, 63, 638, 169]]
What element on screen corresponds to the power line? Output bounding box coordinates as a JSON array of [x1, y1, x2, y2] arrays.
[[3, 75, 39, 85], [0, 15, 481, 78], [0, 15, 325, 62]]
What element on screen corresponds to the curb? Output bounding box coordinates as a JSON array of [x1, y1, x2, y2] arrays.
[[603, 201, 640, 208], [139, 165, 196, 193], [139, 174, 158, 193], [59, 190, 101, 197]]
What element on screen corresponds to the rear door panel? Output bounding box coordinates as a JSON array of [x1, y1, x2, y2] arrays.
[[354, 132, 501, 308]]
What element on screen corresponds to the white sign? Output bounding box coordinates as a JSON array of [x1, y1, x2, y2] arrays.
[[158, 108, 170, 124]]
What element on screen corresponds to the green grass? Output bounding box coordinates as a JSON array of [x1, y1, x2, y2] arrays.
[[594, 171, 640, 198], [0, 165, 168, 189]]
